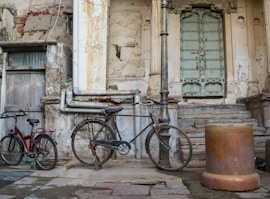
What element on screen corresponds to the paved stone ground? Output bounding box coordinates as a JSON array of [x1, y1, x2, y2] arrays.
[[0, 158, 269, 199], [162, 168, 270, 199]]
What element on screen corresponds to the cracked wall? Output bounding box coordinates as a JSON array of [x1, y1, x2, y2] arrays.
[[108, 0, 151, 94], [0, 7, 16, 40], [0, 0, 72, 45]]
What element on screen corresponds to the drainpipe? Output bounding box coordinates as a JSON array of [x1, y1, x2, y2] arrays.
[[73, 88, 140, 96], [60, 89, 104, 113], [134, 92, 141, 158], [65, 90, 108, 108]]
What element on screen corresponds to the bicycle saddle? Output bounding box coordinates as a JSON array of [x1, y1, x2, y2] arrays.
[[104, 107, 123, 114], [27, 119, 40, 126]]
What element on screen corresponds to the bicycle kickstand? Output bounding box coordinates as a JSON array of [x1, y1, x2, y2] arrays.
[[31, 158, 38, 170], [91, 148, 102, 170]]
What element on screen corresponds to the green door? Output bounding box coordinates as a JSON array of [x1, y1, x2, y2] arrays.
[[180, 8, 225, 97]]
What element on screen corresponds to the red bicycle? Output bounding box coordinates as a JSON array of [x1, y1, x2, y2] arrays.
[[0, 110, 58, 170]]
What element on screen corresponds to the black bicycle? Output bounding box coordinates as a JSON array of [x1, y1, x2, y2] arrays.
[[71, 101, 192, 171]]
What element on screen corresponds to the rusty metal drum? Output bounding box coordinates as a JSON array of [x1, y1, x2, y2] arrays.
[[201, 123, 261, 191]]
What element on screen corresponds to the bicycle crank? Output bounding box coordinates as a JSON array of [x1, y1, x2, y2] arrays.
[[117, 142, 131, 155], [93, 140, 131, 155]]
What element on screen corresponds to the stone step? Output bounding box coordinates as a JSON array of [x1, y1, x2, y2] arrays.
[[178, 111, 251, 120], [178, 104, 247, 113], [177, 103, 268, 167], [178, 118, 259, 129], [182, 126, 266, 137]]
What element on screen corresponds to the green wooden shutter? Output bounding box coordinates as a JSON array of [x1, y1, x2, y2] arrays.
[[180, 8, 225, 97]]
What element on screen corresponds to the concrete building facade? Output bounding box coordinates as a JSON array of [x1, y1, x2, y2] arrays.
[[0, 0, 269, 164]]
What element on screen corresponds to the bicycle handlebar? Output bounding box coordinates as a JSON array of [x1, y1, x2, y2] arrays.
[[0, 110, 26, 119]]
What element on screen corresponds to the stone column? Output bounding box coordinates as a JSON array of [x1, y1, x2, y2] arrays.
[[263, 0, 270, 93], [264, 0, 270, 74], [73, 0, 110, 92], [148, 0, 161, 96], [246, 0, 259, 96], [0, 52, 7, 138]]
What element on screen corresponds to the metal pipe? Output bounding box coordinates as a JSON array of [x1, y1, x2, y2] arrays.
[[60, 89, 104, 113], [73, 88, 141, 96], [159, 0, 170, 123], [61, 88, 141, 113], [134, 93, 141, 158], [65, 90, 108, 108]]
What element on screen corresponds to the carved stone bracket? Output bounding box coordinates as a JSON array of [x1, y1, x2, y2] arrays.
[[169, 0, 238, 14], [226, 0, 238, 13]]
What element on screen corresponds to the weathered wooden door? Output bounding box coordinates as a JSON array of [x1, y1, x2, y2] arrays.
[[180, 8, 225, 97], [5, 51, 46, 133]]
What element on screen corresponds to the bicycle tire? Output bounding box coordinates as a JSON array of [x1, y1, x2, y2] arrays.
[[71, 119, 115, 166], [34, 134, 58, 170], [145, 124, 192, 171], [0, 134, 24, 165]]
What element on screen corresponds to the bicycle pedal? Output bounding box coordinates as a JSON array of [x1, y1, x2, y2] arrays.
[[30, 154, 35, 158]]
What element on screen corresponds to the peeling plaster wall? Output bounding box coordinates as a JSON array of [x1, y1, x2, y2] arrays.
[[0, 1, 73, 159], [73, 0, 109, 91], [108, 0, 268, 104], [228, 0, 267, 103], [0, 0, 72, 45], [1, 0, 266, 103], [0, 0, 269, 161], [186, 0, 267, 104], [108, 0, 151, 94]]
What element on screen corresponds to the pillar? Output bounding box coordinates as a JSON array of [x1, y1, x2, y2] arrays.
[[73, 0, 110, 92]]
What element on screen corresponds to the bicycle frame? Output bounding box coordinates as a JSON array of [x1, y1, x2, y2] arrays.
[[12, 125, 34, 153], [99, 105, 163, 146]]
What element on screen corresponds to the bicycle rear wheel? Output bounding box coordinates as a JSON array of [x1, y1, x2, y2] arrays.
[[0, 134, 24, 165], [34, 134, 58, 170], [71, 119, 115, 166], [145, 124, 192, 171]]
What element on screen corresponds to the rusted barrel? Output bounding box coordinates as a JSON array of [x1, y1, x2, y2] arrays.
[[201, 123, 260, 191]]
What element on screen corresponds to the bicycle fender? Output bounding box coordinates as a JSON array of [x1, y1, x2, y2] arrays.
[[70, 118, 105, 138], [70, 119, 89, 138], [35, 134, 57, 145]]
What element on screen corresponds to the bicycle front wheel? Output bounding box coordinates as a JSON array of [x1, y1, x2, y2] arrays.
[[145, 124, 192, 171], [34, 134, 58, 170], [71, 119, 115, 166], [0, 134, 24, 165]]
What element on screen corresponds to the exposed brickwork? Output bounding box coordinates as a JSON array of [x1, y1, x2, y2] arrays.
[[15, 5, 63, 38], [15, 17, 26, 36]]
